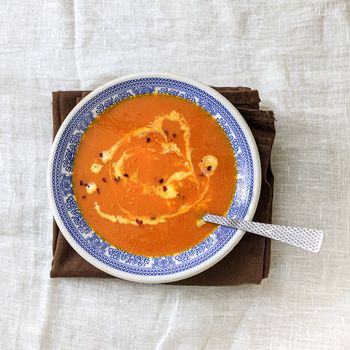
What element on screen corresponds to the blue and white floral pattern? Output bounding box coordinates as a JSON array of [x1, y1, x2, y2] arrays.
[[50, 77, 255, 277]]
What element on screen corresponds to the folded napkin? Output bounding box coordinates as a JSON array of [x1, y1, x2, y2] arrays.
[[51, 86, 275, 285]]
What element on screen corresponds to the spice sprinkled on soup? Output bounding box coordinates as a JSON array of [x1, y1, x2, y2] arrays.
[[73, 94, 237, 256]]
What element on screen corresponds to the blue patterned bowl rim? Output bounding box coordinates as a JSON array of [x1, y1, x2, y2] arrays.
[[47, 73, 261, 283]]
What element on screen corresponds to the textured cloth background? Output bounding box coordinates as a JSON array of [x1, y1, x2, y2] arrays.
[[0, 1, 349, 349]]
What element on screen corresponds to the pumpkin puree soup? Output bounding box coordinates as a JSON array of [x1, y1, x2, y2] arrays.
[[73, 94, 236, 256]]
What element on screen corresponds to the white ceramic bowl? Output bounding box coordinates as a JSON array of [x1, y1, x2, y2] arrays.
[[47, 73, 261, 283]]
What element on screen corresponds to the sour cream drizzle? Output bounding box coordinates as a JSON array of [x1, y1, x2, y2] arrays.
[[86, 111, 218, 226]]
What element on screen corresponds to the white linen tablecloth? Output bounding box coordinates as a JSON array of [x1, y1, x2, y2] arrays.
[[1, 1, 349, 349]]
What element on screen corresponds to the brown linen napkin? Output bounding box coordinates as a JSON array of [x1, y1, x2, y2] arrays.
[[50, 87, 275, 285]]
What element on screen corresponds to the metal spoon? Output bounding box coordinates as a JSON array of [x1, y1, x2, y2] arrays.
[[202, 214, 324, 253]]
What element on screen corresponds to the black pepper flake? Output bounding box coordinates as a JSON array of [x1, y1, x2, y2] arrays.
[[82, 195, 86, 199], [99, 152, 103, 158], [102, 177, 107, 183], [172, 133, 177, 138], [163, 186, 167, 192], [158, 178, 164, 184], [114, 176, 120, 182], [150, 216, 156, 220], [136, 219, 143, 225], [80, 180, 83, 186], [146, 137, 151, 143], [207, 165, 212, 171], [164, 130, 169, 136], [123, 173, 129, 178], [176, 193, 180, 197], [97, 188, 100, 194]]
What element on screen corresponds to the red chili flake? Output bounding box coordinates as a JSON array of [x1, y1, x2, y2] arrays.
[[82, 195, 86, 199], [97, 188, 100, 194], [123, 173, 129, 177], [79, 180, 83, 186], [164, 130, 169, 136], [158, 178, 164, 184], [182, 195, 186, 200], [207, 165, 212, 171], [172, 133, 177, 138], [102, 178, 107, 183], [146, 137, 151, 143], [163, 186, 167, 192], [150, 216, 156, 220], [176, 193, 180, 197], [114, 176, 120, 182], [136, 219, 143, 225]]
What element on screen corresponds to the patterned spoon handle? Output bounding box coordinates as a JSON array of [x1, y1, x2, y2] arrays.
[[202, 214, 324, 253]]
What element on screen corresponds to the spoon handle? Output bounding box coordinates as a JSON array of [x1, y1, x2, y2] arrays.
[[202, 214, 324, 253]]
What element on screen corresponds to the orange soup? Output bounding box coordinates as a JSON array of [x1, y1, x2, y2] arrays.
[[73, 94, 236, 256]]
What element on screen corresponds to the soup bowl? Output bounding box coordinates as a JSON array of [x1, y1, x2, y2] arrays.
[[47, 73, 261, 283]]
